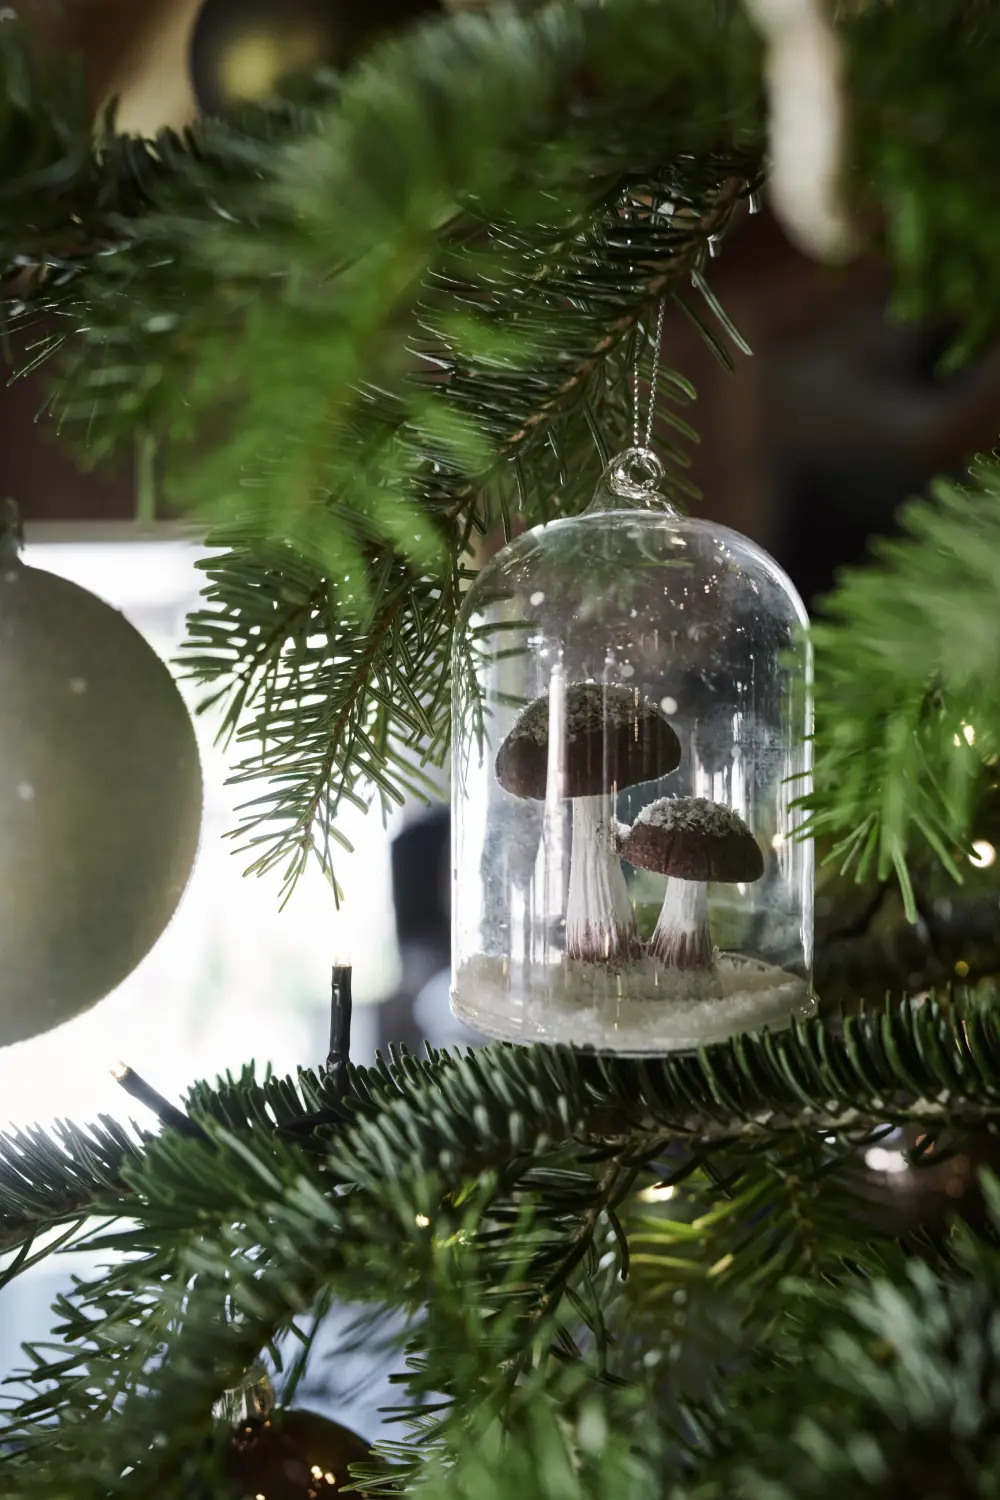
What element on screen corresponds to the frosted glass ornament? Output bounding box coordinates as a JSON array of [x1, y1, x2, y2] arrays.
[[0, 546, 203, 1046], [451, 447, 816, 1054]]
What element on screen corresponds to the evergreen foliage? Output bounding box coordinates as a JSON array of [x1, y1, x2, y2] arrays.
[[0, 1001, 998, 1494], [3, 1, 1000, 1495], [4, 0, 999, 898], [802, 460, 1000, 917]]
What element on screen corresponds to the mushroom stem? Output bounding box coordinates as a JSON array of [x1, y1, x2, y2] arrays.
[[566, 795, 640, 963], [648, 877, 714, 970]]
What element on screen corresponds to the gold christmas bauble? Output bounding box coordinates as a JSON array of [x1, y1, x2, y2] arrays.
[[190, 0, 443, 116], [0, 553, 203, 1046], [224, 1409, 372, 1498]]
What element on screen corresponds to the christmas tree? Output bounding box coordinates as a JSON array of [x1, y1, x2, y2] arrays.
[[4, 1, 1000, 1495]]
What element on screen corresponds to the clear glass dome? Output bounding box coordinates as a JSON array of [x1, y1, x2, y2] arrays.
[[451, 449, 815, 1054]]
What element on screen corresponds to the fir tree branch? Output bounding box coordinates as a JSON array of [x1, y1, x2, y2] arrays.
[[6, 1003, 1000, 1490], [849, 0, 1000, 367], [2, 2, 764, 893], [166, 4, 759, 893], [0, 23, 341, 282], [680, 1190, 1000, 1498], [5, 999, 1000, 1270], [0, 1116, 144, 1260], [801, 458, 1000, 917], [2, 4, 1000, 897]]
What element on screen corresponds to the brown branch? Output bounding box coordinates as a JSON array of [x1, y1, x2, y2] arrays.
[[293, 592, 412, 867], [537, 1155, 636, 1315], [443, 172, 751, 518]]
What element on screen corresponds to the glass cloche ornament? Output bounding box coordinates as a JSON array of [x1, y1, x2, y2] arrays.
[[451, 444, 815, 1053]]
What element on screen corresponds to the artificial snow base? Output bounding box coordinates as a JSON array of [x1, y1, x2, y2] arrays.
[[451, 952, 816, 1054]]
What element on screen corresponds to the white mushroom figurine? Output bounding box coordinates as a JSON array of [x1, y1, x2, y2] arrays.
[[621, 796, 763, 970], [494, 683, 681, 964]]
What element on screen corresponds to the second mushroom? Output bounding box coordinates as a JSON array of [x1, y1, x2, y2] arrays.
[[621, 796, 764, 971], [495, 683, 680, 963]]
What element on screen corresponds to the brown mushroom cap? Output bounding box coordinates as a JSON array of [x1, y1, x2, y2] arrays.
[[621, 797, 764, 884], [495, 683, 681, 800]]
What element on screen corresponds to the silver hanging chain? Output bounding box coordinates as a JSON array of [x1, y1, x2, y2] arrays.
[[632, 297, 666, 451]]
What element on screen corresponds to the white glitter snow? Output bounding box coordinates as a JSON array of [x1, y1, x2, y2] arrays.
[[634, 796, 750, 838], [452, 952, 816, 1055], [510, 683, 651, 746]]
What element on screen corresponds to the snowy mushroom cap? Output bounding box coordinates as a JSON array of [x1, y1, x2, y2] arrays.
[[495, 682, 681, 800], [622, 796, 764, 883]]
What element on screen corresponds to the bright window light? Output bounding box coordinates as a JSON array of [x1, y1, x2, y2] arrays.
[[0, 535, 400, 1132]]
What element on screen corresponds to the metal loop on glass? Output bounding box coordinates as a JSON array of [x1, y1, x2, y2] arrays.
[[586, 444, 677, 514], [609, 445, 667, 499]]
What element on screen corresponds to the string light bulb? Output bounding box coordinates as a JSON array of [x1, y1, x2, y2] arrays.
[[970, 840, 996, 869], [638, 1184, 677, 1203]]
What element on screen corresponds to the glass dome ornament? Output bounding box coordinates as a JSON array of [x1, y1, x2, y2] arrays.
[[451, 441, 816, 1055]]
